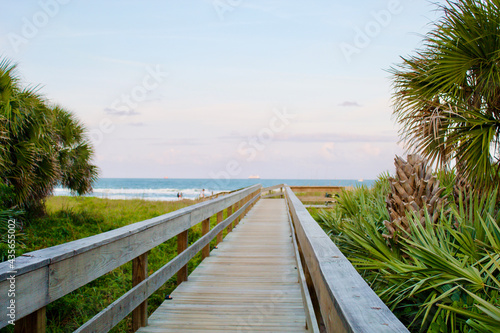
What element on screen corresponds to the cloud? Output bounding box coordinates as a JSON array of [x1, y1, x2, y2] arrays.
[[127, 122, 145, 126], [360, 143, 382, 157], [150, 138, 204, 146], [339, 101, 361, 107], [274, 132, 396, 143], [93, 56, 150, 68], [321, 142, 337, 160], [104, 108, 140, 116]]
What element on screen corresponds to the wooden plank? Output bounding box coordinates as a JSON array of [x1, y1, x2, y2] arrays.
[[297, 196, 336, 202], [14, 307, 46, 333], [290, 186, 345, 193], [132, 253, 148, 331], [285, 187, 409, 333], [226, 205, 233, 233], [138, 199, 308, 333], [0, 185, 261, 329], [234, 201, 240, 227], [261, 193, 284, 199], [216, 211, 223, 245], [261, 184, 285, 192], [74, 194, 260, 333], [285, 198, 320, 333], [0, 267, 49, 328], [177, 231, 189, 285], [201, 218, 210, 260]]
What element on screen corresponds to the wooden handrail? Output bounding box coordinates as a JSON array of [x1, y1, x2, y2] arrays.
[[289, 186, 345, 193], [284, 186, 409, 333], [261, 184, 285, 192], [0, 184, 262, 330]]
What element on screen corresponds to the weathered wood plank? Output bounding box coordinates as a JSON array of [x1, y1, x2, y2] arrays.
[[261, 184, 285, 192], [201, 218, 210, 260], [14, 307, 46, 333], [285, 199, 320, 333], [285, 187, 409, 333], [216, 210, 223, 245], [226, 205, 233, 233], [177, 231, 189, 285], [296, 196, 336, 202], [290, 186, 345, 193], [2, 267, 49, 329], [132, 253, 148, 331]]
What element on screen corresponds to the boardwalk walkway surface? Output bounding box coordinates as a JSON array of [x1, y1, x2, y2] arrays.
[[138, 199, 309, 332]]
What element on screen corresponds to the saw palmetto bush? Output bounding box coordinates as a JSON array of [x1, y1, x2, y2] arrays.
[[0, 58, 98, 212], [390, 0, 500, 190], [317, 174, 500, 332], [384, 155, 446, 242]]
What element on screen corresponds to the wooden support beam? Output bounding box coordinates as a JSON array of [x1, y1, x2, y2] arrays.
[[234, 201, 241, 226], [201, 218, 210, 260], [226, 205, 233, 233], [245, 195, 250, 215], [14, 307, 46, 333], [216, 211, 224, 244], [176, 230, 188, 285], [132, 252, 148, 331]]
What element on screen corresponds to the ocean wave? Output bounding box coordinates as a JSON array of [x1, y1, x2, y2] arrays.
[[52, 187, 226, 201]]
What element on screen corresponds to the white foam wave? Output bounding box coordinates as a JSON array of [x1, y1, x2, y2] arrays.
[[52, 187, 225, 201]]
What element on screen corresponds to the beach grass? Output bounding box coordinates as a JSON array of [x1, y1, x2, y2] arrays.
[[3, 195, 229, 332]]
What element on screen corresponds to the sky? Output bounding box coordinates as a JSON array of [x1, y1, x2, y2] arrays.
[[0, 0, 447, 179]]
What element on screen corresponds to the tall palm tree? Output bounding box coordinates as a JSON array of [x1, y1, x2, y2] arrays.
[[0, 58, 98, 211], [390, 0, 500, 189]]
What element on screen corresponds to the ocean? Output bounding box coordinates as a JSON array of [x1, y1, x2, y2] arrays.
[[53, 178, 375, 201]]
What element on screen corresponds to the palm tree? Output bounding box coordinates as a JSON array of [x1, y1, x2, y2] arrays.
[[0, 58, 98, 212], [390, 0, 500, 189], [53, 106, 99, 196]]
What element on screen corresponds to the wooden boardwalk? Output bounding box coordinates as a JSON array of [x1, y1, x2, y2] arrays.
[[1, 185, 409, 332], [138, 199, 310, 332]]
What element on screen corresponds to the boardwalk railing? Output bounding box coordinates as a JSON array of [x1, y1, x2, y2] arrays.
[[0, 184, 261, 332], [290, 186, 345, 205], [282, 185, 409, 333]]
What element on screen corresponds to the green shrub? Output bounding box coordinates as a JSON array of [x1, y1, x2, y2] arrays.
[[317, 173, 500, 332]]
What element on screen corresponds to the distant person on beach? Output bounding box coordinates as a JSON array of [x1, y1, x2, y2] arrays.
[[180, 192, 183, 199], [201, 189, 205, 198], [177, 192, 180, 199]]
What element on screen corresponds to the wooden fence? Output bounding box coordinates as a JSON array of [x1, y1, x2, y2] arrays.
[[0, 185, 261, 332], [283, 185, 409, 332]]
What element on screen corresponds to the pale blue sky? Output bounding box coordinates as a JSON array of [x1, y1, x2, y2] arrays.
[[0, 0, 446, 179]]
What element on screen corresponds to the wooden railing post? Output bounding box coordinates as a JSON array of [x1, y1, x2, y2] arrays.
[[244, 195, 250, 215], [246, 194, 251, 212], [201, 218, 210, 260], [132, 252, 148, 331], [216, 210, 224, 244], [227, 205, 233, 233], [234, 201, 241, 226], [14, 307, 46, 333], [177, 230, 188, 285]]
